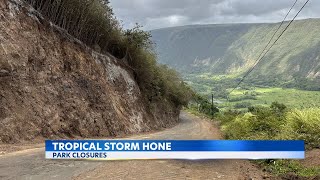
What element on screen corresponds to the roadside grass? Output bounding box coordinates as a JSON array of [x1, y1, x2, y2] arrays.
[[277, 108, 320, 149], [219, 106, 320, 178], [219, 107, 320, 148], [259, 160, 320, 177], [187, 82, 320, 178], [187, 104, 320, 178]]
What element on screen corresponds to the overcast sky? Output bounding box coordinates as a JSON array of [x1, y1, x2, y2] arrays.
[[109, 0, 319, 30]]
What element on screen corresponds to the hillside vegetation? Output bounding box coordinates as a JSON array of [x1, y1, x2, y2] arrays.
[[26, 0, 193, 108], [151, 20, 320, 90], [0, 0, 195, 143], [188, 99, 320, 178]]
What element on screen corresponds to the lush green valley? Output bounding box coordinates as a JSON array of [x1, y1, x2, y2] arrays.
[[227, 87, 320, 108], [151, 19, 320, 91], [153, 19, 320, 178]]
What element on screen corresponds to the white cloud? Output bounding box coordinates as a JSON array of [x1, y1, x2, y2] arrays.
[[110, 0, 319, 30]]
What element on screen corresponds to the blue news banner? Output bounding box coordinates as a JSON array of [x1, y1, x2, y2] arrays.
[[45, 140, 305, 160]]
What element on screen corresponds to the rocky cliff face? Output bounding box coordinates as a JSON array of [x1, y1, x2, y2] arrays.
[[0, 0, 179, 143]]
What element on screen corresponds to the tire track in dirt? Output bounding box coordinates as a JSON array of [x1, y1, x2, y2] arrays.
[[0, 112, 267, 180], [74, 112, 266, 180]]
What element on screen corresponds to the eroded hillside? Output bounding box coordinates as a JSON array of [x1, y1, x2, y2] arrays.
[[0, 0, 180, 143]]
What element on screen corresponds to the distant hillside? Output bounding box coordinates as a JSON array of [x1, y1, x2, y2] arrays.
[[151, 19, 320, 89]]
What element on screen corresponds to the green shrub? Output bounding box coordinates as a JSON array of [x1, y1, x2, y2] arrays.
[[221, 112, 253, 139], [229, 95, 257, 102], [222, 112, 284, 140], [278, 108, 320, 148], [216, 110, 241, 125], [220, 104, 320, 148], [222, 103, 287, 140], [270, 101, 287, 114], [25, 0, 194, 108], [189, 94, 219, 117], [219, 104, 320, 178], [260, 160, 320, 177], [234, 102, 252, 109]]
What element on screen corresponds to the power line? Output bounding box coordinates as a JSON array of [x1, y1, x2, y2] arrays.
[[244, 0, 310, 79], [228, 0, 310, 95], [251, 0, 298, 68]]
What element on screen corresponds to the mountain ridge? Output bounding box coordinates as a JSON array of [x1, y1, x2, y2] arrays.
[[151, 18, 320, 90], [150, 18, 319, 31]]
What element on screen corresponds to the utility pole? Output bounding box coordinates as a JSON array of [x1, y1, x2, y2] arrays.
[[211, 93, 214, 119]]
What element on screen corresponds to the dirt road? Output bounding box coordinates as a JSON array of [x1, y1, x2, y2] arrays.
[[0, 112, 266, 180]]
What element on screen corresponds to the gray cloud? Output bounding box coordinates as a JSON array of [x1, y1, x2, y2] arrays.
[[110, 0, 320, 30]]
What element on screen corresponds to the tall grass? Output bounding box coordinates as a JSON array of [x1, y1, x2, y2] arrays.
[[220, 104, 320, 148], [279, 108, 320, 148], [25, 0, 120, 52], [23, 0, 194, 108], [218, 105, 320, 177]]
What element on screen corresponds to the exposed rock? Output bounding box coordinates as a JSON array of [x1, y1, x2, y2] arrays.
[[0, 69, 10, 76], [0, 0, 180, 143]]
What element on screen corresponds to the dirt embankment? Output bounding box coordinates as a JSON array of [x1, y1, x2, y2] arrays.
[[0, 0, 179, 143]]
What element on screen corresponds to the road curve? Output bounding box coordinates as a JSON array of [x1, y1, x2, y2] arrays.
[[0, 112, 265, 180]]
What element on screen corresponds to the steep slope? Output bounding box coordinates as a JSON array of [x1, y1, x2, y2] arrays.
[[0, 0, 179, 143], [151, 19, 320, 88], [151, 24, 254, 70]]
